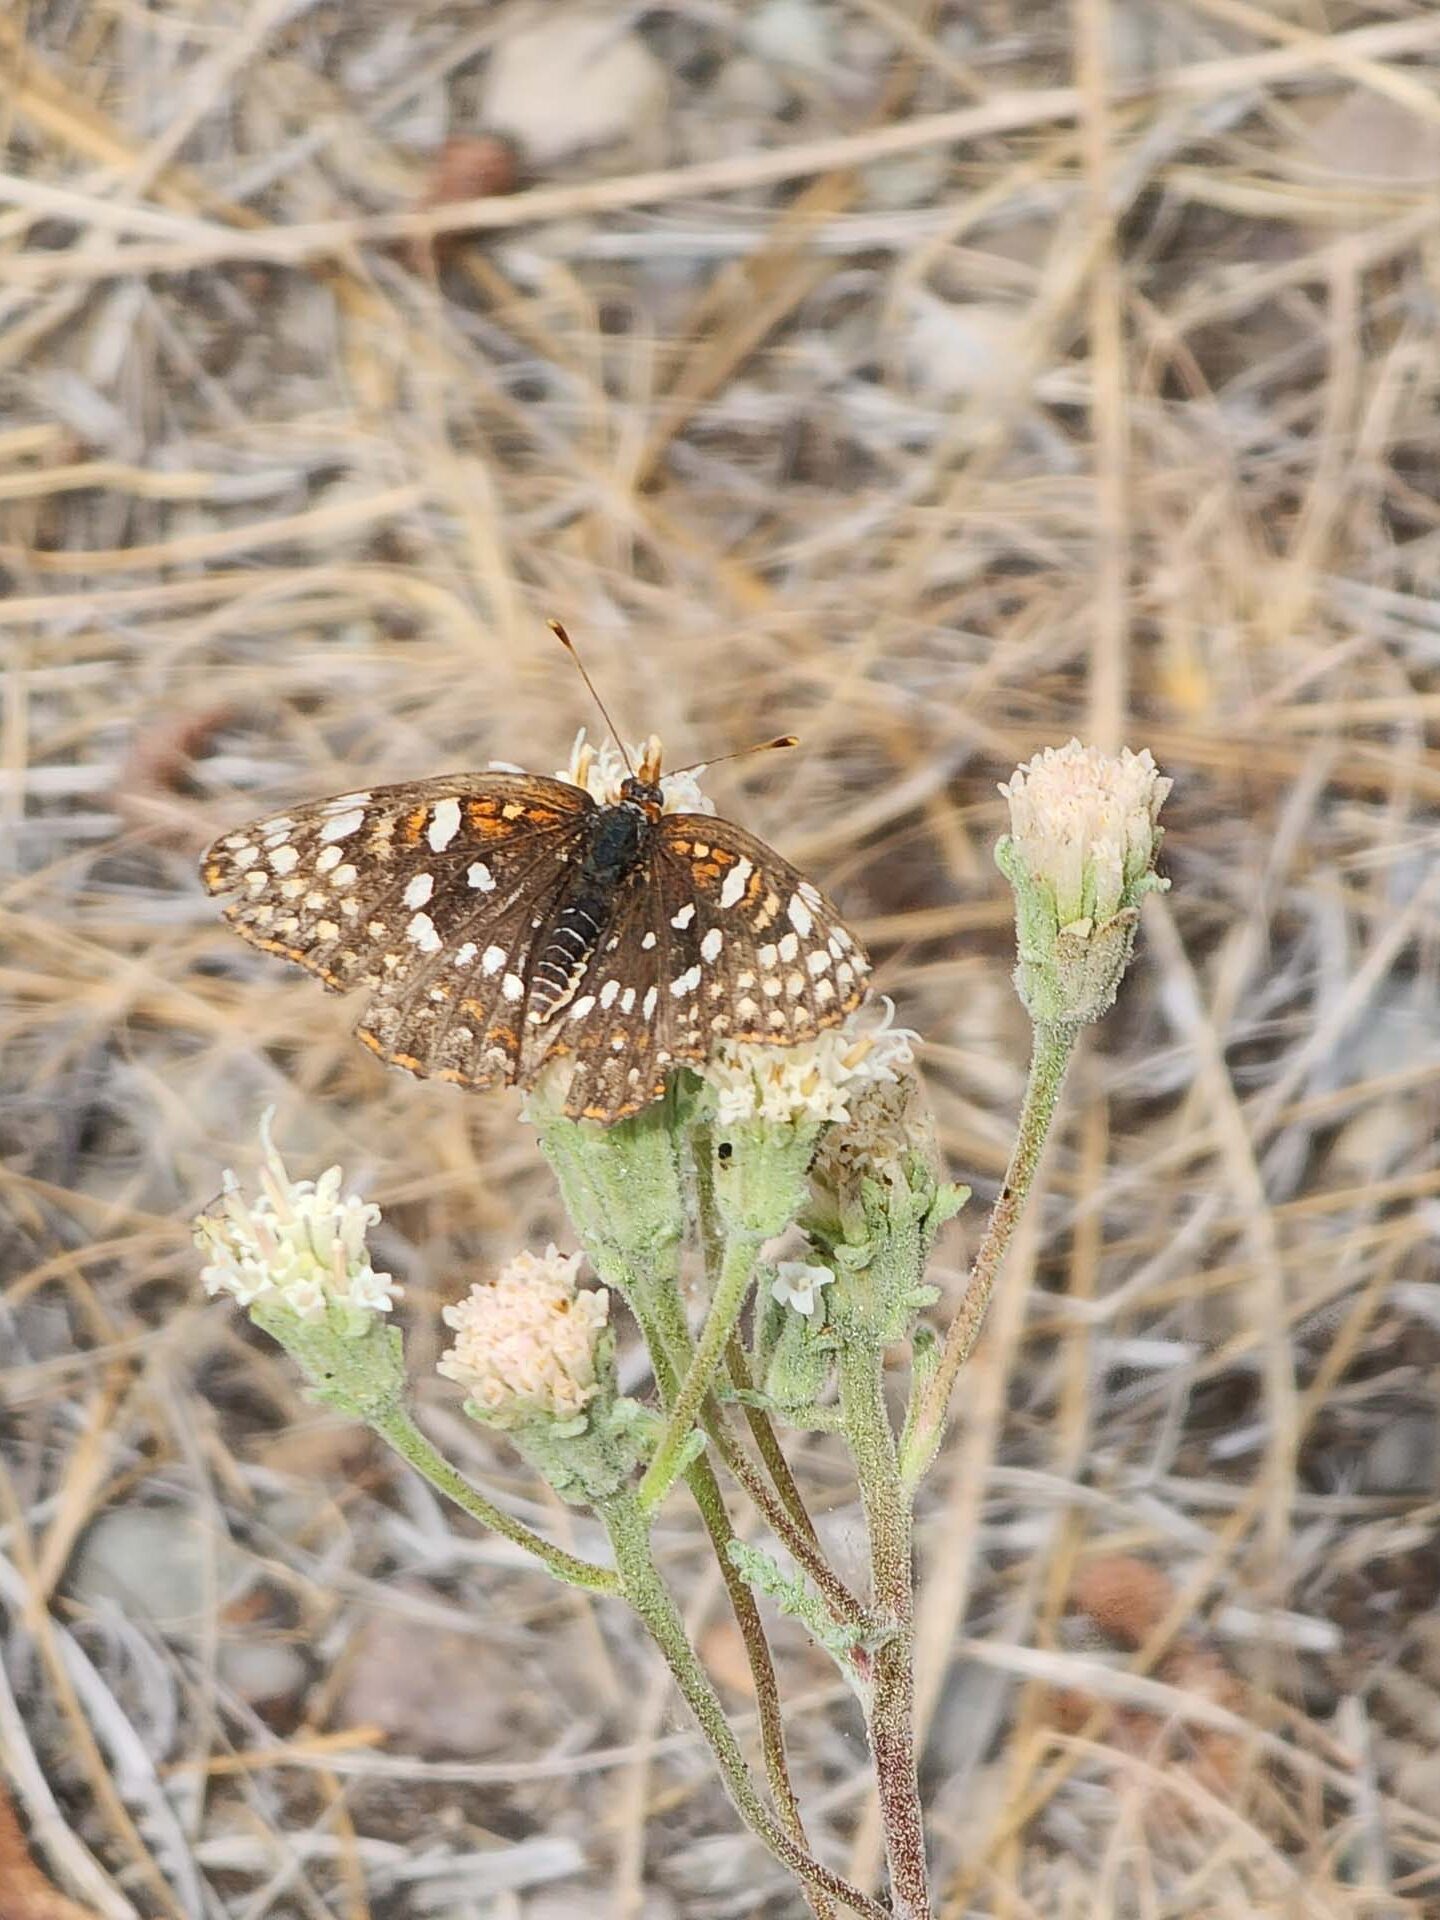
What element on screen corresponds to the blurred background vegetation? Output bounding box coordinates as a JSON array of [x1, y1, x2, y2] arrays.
[[4, 3, 1440, 1915]]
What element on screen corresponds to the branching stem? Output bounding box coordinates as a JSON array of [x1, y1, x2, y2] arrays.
[[601, 1494, 890, 1920], [368, 1404, 620, 1595], [638, 1229, 760, 1509]]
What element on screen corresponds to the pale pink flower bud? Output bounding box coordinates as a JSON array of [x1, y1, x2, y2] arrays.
[[438, 1245, 610, 1426]]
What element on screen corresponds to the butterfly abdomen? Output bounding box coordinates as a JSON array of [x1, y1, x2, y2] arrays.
[[526, 803, 651, 1026]]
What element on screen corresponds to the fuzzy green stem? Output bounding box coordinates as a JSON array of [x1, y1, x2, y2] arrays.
[[601, 1493, 889, 1920], [726, 1333, 822, 1548], [638, 1230, 760, 1510], [630, 1292, 828, 1903], [900, 1018, 1078, 1494], [642, 1276, 869, 1658], [838, 1349, 929, 1920], [693, 1117, 823, 1550], [368, 1403, 621, 1595]]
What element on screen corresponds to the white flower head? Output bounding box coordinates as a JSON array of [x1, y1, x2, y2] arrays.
[[438, 1244, 610, 1425], [557, 728, 716, 817], [704, 998, 916, 1129], [193, 1111, 401, 1326], [1000, 740, 1171, 930], [771, 1260, 834, 1318]]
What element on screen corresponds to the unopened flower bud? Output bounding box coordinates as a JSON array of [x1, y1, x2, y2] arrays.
[[439, 1246, 645, 1505], [997, 740, 1171, 1026], [439, 1246, 610, 1430]]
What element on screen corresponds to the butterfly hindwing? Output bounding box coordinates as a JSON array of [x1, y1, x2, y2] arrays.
[[652, 813, 871, 1045]]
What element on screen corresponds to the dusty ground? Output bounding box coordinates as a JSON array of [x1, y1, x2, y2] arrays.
[[4, 2, 1440, 1916]]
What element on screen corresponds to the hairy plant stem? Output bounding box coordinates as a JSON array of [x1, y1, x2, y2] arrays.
[[644, 1286, 869, 1647], [838, 1347, 930, 1920], [600, 1493, 889, 1920], [692, 1124, 822, 1547], [367, 1403, 620, 1594], [629, 1293, 830, 1911], [901, 1018, 1078, 1494], [638, 1228, 760, 1509]]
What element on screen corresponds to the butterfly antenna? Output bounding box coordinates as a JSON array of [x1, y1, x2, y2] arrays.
[[548, 620, 634, 775], [666, 735, 799, 778]]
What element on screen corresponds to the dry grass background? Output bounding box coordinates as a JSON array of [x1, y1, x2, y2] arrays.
[[4, 1, 1440, 1915]]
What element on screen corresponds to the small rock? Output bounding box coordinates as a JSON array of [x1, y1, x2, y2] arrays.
[[219, 1640, 309, 1712], [480, 12, 668, 167], [334, 1613, 511, 1752], [743, 0, 836, 76], [70, 1508, 244, 1629], [903, 295, 1018, 399], [1361, 1408, 1440, 1496], [1303, 90, 1440, 183], [712, 55, 787, 118]]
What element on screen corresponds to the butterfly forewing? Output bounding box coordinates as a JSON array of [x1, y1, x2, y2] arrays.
[[201, 773, 592, 1061]]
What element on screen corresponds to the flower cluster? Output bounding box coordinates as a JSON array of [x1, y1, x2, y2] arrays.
[[703, 999, 917, 1129], [194, 1114, 401, 1327], [557, 728, 715, 817], [439, 1246, 610, 1425], [1000, 740, 1170, 933]]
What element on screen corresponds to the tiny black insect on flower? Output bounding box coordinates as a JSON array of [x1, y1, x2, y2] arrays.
[[200, 658, 871, 1123]]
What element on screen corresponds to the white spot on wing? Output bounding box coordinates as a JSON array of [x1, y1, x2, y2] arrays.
[[600, 980, 620, 1009], [320, 808, 365, 843], [455, 942, 478, 967], [642, 931, 657, 950], [620, 986, 636, 1013], [468, 861, 496, 892], [407, 912, 441, 953], [778, 931, 799, 963], [269, 844, 299, 875], [482, 944, 506, 975], [787, 893, 813, 938], [700, 927, 723, 963], [502, 972, 525, 1002], [232, 846, 258, 871], [643, 985, 659, 1017], [427, 798, 462, 851], [568, 994, 596, 1020], [404, 871, 434, 909], [719, 857, 752, 909], [807, 949, 831, 975], [670, 965, 702, 997], [315, 845, 342, 873], [671, 902, 696, 930]]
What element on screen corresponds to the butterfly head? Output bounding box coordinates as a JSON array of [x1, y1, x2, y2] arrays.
[[619, 734, 667, 820]]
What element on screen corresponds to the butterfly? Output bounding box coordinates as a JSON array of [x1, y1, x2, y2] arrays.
[[200, 731, 871, 1123]]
